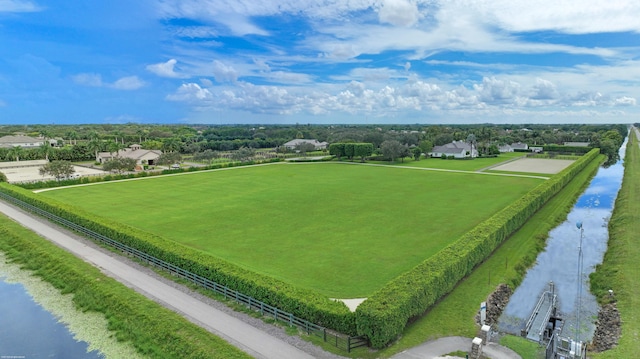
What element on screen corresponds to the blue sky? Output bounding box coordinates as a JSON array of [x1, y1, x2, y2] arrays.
[[1, 0, 639, 125]]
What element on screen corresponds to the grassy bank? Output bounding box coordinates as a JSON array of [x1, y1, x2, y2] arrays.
[[0, 214, 252, 359], [351, 153, 604, 359], [589, 129, 640, 358]]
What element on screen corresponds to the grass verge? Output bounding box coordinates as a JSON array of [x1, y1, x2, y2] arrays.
[[588, 130, 640, 358], [0, 214, 252, 359]]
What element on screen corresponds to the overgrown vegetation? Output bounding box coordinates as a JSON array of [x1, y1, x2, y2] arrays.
[[0, 215, 252, 359]]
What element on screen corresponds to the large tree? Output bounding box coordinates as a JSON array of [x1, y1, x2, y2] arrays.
[[156, 152, 182, 166], [380, 140, 405, 163], [103, 157, 137, 173], [295, 142, 316, 157], [231, 147, 255, 162], [39, 160, 75, 181]]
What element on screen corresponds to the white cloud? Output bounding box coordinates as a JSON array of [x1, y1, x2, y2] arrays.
[[72, 73, 144, 90], [378, 0, 420, 27], [212, 60, 238, 83], [530, 78, 559, 100], [110, 76, 145, 90], [172, 26, 219, 38], [470, 0, 640, 34], [166, 83, 213, 102], [0, 0, 42, 12], [146, 59, 183, 78], [473, 77, 521, 104], [614, 96, 636, 106], [72, 73, 103, 87]]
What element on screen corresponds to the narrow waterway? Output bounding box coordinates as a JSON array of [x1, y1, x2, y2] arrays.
[[498, 137, 627, 342], [0, 277, 103, 359]]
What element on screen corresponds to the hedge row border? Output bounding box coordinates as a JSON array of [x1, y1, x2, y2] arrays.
[[355, 149, 601, 348]]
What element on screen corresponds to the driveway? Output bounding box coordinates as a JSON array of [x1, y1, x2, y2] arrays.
[[390, 336, 521, 359]]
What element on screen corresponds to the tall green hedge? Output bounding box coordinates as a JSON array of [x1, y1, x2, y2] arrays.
[[355, 149, 600, 348], [0, 182, 356, 335]]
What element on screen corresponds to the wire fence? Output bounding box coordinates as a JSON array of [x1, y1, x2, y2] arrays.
[[0, 191, 368, 353]]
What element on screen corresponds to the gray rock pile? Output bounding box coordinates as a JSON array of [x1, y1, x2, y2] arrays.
[[476, 283, 513, 326], [590, 302, 621, 352]]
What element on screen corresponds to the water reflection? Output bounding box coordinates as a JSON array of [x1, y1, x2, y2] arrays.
[[0, 277, 103, 359], [498, 138, 627, 341]]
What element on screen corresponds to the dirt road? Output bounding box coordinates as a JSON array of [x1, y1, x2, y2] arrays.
[[0, 201, 334, 359]]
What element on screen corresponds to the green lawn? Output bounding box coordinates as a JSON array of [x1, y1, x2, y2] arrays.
[[40, 162, 542, 298], [358, 153, 605, 359], [589, 129, 640, 359], [370, 152, 526, 171]]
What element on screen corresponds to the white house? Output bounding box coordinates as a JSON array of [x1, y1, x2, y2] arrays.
[[499, 144, 514, 153], [283, 139, 328, 150], [429, 140, 478, 158], [0, 135, 45, 148], [510, 142, 529, 151], [97, 144, 162, 166]]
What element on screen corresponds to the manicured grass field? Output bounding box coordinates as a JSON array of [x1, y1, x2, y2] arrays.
[[370, 152, 526, 171], [40, 162, 543, 298]]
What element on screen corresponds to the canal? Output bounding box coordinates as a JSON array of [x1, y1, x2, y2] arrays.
[[498, 135, 627, 342], [0, 253, 142, 359]]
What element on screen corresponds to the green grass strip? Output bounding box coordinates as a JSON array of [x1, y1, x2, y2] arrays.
[[589, 130, 640, 358], [349, 154, 603, 358], [0, 215, 252, 359]]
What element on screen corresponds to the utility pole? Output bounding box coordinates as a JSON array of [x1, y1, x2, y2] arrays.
[[575, 221, 584, 342]]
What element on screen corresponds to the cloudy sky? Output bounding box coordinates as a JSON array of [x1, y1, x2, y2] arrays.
[[1, 0, 639, 124]]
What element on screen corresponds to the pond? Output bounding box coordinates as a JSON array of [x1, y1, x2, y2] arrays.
[[0, 254, 143, 359], [0, 277, 103, 359], [498, 136, 627, 342]]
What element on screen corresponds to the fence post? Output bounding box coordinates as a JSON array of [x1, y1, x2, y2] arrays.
[[323, 328, 326, 342], [348, 336, 351, 353]]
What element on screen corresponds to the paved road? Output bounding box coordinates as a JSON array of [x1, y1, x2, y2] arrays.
[[0, 201, 316, 359], [390, 336, 521, 359]]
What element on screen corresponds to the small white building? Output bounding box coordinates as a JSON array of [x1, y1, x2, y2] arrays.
[[429, 140, 478, 158], [0, 135, 45, 148], [283, 139, 328, 150], [510, 142, 529, 151], [97, 144, 162, 166]]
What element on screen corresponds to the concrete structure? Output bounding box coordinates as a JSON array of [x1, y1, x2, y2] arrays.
[[283, 139, 328, 150], [510, 142, 529, 151], [97, 144, 162, 165], [499, 144, 514, 153]]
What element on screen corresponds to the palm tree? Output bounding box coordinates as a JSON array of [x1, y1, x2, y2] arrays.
[[9, 146, 24, 162], [466, 134, 477, 158], [162, 137, 181, 153], [66, 130, 78, 145], [105, 140, 120, 158], [87, 138, 103, 162], [39, 142, 52, 161]]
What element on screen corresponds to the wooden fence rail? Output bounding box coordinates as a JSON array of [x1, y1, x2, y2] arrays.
[[0, 191, 368, 352]]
